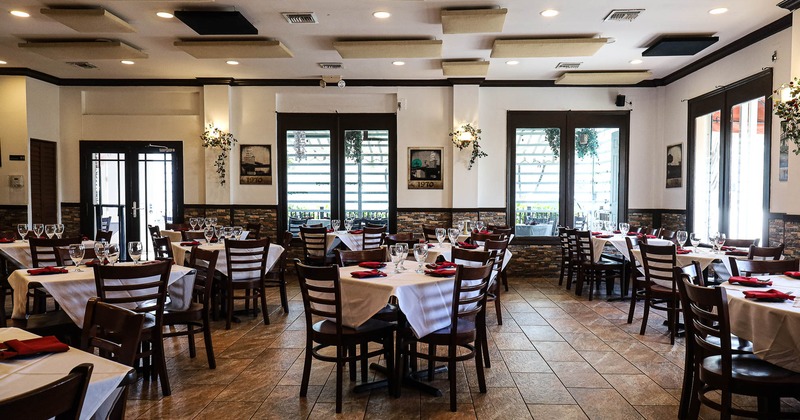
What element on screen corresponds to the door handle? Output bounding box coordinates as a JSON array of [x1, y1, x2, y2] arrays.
[[131, 201, 144, 218]]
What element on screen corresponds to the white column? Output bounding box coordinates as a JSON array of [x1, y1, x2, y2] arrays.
[[451, 84, 481, 208], [203, 85, 233, 204]]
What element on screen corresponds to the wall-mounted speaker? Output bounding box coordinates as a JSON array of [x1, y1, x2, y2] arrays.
[[615, 94, 626, 107]]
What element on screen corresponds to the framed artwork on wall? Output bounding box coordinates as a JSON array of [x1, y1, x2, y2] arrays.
[[239, 144, 272, 185], [408, 147, 443, 189], [666, 143, 682, 188]]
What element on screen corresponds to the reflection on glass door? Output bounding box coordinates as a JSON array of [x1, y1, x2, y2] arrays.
[[286, 130, 332, 235], [138, 152, 176, 258], [728, 97, 765, 239], [344, 130, 389, 226], [573, 128, 620, 229], [693, 110, 722, 241], [513, 128, 560, 237], [92, 152, 126, 247]]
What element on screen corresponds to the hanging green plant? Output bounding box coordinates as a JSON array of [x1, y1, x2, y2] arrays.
[[544, 128, 599, 159], [201, 124, 238, 186], [449, 123, 488, 170], [345, 130, 363, 163], [773, 78, 800, 154]]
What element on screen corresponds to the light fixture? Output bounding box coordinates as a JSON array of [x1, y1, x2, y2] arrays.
[[709, 7, 728, 15], [10, 10, 30, 18], [540, 9, 559, 17], [458, 131, 474, 143], [373, 11, 391, 19], [337, 79, 346, 88], [629, 59, 643, 64], [226, 60, 239, 65], [0, 60, 6, 65], [120, 60, 135, 65], [506, 60, 520, 65], [156, 11, 174, 19], [392, 61, 405, 66]]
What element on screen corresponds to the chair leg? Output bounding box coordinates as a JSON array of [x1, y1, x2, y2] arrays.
[[225, 286, 233, 330], [558, 259, 566, 285], [348, 345, 357, 381], [475, 342, 487, 394], [639, 298, 651, 336], [502, 269, 509, 292], [480, 322, 491, 368], [336, 356, 344, 414], [279, 272, 289, 314], [427, 344, 436, 381], [360, 342, 368, 382], [494, 287, 502, 326], [259, 283, 270, 325], [202, 311, 216, 369], [187, 323, 197, 358], [154, 336, 171, 396], [587, 270, 595, 301], [565, 263, 574, 290], [244, 289, 250, 313], [687, 373, 703, 418], [449, 345, 457, 412], [627, 289, 638, 324], [678, 354, 692, 420], [300, 343, 313, 397], [383, 333, 394, 396]]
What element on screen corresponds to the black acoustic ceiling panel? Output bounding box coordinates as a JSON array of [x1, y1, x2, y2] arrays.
[[642, 36, 719, 56], [174, 11, 257, 35]]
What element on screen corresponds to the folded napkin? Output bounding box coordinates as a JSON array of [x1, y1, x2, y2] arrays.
[[0, 238, 14, 243], [0, 336, 69, 360], [627, 232, 638, 236], [427, 243, 435, 248], [457, 241, 479, 249], [784, 271, 800, 278], [349, 230, 363, 235], [591, 231, 603, 235], [595, 234, 614, 238], [180, 241, 201, 246], [725, 250, 748, 256], [427, 261, 458, 269], [676, 249, 692, 255], [742, 289, 794, 301], [84, 259, 106, 267], [425, 268, 457, 277], [729, 276, 772, 286], [358, 262, 386, 269], [350, 269, 387, 279], [27, 266, 68, 275], [613, 230, 622, 234], [473, 229, 489, 234], [326, 229, 334, 233], [721, 245, 737, 251], [645, 234, 657, 238]]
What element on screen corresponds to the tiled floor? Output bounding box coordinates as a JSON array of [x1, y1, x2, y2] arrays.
[[121, 275, 791, 419]]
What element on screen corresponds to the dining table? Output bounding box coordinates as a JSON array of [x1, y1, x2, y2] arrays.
[[424, 243, 512, 270], [720, 274, 800, 372], [161, 229, 249, 243], [0, 327, 134, 420], [7, 263, 197, 327], [0, 239, 96, 270], [170, 241, 283, 277]]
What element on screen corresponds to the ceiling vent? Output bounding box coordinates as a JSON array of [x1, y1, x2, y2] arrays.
[[67, 61, 98, 69], [603, 9, 644, 22], [556, 62, 582, 69], [282, 12, 318, 24], [318, 62, 343, 69]]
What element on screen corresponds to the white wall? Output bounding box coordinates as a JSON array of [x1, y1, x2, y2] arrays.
[[0, 77, 29, 206]]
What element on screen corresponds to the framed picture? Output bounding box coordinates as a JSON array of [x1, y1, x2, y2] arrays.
[[408, 147, 443, 189], [239, 145, 272, 185], [666, 143, 682, 188]]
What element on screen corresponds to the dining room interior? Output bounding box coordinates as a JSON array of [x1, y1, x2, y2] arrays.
[[2, 0, 800, 419]]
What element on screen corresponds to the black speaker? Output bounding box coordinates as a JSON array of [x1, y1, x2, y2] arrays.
[[615, 94, 626, 107]]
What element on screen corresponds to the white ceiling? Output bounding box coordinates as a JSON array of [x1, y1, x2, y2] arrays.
[[0, 0, 788, 82]]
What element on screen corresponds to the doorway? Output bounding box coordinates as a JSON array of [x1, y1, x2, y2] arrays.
[[30, 139, 58, 224]]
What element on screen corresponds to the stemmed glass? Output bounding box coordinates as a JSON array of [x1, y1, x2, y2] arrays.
[[435, 228, 446, 247], [69, 244, 85, 271], [127, 241, 143, 264], [204, 226, 215, 243], [457, 220, 465, 234], [223, 226, 234, 242], [106, 243, 120, 266], [389, 245, 403, 274], [45, 224, 56, 239], [619, 222, 630, 235], [55, 224, 64, 239], [474, 220, 486, 232], [94, 240, 109, 264], [690, 233, 701, 252], [209, 217, 218, 228], [396, 243, 409, 271], [344, 218, 354, 232], [331, 219, 340, 232], [413, 243, 429, 273], [17, 224, 28, 242], [197, 217, 206, 229], [189, 217, 198, 230], [448, 228, 460, 246], [714, 233, 726, 253], [233, 226, 243, 240], [33, 224, 44, 239], [676, 231, 688, 249]]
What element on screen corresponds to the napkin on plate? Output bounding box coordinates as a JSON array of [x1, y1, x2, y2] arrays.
[[425, 268, 457, 277], [27, 266, 68, 275], [595, 234, 614, 238], [457, 242, 479, 249], [0, 238, 14, 243], [358, 262, 386, 269], [426, 261, 457, 269], [180, 241, 201, 246], [349, 230, 363, 235], [350, 269, 387, 278], [742, 289, 794, 301], [784, 271, 800, 279], [676, 249, 692, 255], [728, 276, 772, 287], [0, 336, 69, 360], [725, 250, 748, 256]]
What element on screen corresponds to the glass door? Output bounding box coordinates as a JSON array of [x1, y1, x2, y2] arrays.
[[728, 97, 766, 239], [343, 129, 390, 226], [285, 129, 333, 234], [692, 109, 722, 241], [573, 127, 620, 229]]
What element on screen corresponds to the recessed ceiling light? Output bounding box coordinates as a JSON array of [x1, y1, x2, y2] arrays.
[[392, 61, 405, 66], [0, 60, 6, 65], [540, 9, 559, 17], [121, 60, 135, 65], [156, 12, 174, 19], [226, 60, 239, 65], [506, 60, 520, 65], [629, 59, 643, 65], [373, 11, 391, 19], [709, 7, 728, 15], [10, 10, 30, 18]]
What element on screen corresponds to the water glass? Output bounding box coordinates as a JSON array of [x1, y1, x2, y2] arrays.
[[17, 224, 28, 242], [457, 220, 465, 234], [690, 233, 701, 252], [474, 220, 486, 232], [33, 223, 44, 238], [413, 243, 429, 273], [189, 217, 198, 230], [204, 226, 215, 243], [331, 219, 340, 232], [389, 245, 403, 274], [69, 244, 85, 271], [344, 218, 354, 232], [55, 224, 64, 239], [223, 226, 234, 241], [128, 241, 143, 264], [45, 224, 56, 239], [435, 228, 446, 247], [619, 222, 630, 234], [107, 243, 120, 265], [448, 228, 460, 246], [197, 217, 206, 228], [396, 243, 409, 271], [233, 226, 243, 239], [209, 217, 218, 227], [715, 232, 726, 252], [94, 240, 109, 263], [676, 231, 688, 248]]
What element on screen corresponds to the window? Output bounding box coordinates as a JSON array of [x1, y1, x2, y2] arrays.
[[507, 111, 629, 241], [277, 113, 397, 236]]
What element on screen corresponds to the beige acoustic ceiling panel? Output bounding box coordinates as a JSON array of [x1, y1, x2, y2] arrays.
[[174, 40, 293, 58], [441, 8, 507, 34], [18, 40, 147, 59], [40, 8, 135, 33], [555, 71, 652, 85], [334, 40, 442, 58], [442, 60, 489, 77], [491, 38, 609, 58]]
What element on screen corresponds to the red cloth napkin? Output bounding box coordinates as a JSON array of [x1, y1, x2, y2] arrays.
[[613, 230, 621, 234], [742, 289, 794, 300], [473, 229, 489, 234], [784, 271, 800, 278], [427, 261, 458, 269], [425, 268, 457, 277], [591, 231, 603, 235], [326, 229, 334, 233], [0, 336, 69, 360], [595, 234, 613, 238], [721, 245, 737, 251], [729, 276, 772, 286], [180, 241, 201, 246], [627, 232, 638, 236], [725, 250, 748, 256], [349, 230, 363, 234], [27, 266, 68, 275], [358, 262, 386, 269], [84, 259, 105, 267], [457, 242, 479, 249], [427, 243, 435, 248], [0, 238, 14, 243], [350, 269, 387, 278], [676, 249, 692, 254]]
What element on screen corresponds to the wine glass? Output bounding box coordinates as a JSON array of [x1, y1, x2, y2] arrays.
[[69, 244, 85, 271], [413, 243, 429, 273], [208, 217, 216, 228], [33, 223, 44, 239], [448, 228, 460, 246], [204, 226, 215, 243], [106, 243, 120, 266], [17, 224, 28, 242], [223, 226, 234, 242], [233, 226, 243, 240], [676, 231, 688, 248], [331, 219, 340, 232], [690, 233, 701, 252], [55, 224, 64, 239], [197, 217, 206, 229], [189, 217, 198, 230], [128, 241, 143, 264], [344, 218, 354, 232], [396, 243, 409, 271], [435, 228, 446, 247], [715, 233, 726, 253], [45, 224, 56, 239], [94, 240, 109, 264], [619, 222, 630, 235], [457, 220, 465, 234], [389, 245, 403, 274], [475, 220, 486, 232]]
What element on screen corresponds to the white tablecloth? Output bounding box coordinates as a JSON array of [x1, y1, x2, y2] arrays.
[[171, 242, 283, 278], [0, 240, 95, 269], [0, 327, 133, 420], [161, 230, 249, 243], [721, 275, 800, 372], [8, 263, 196, 326], [424, 243, 512, 270]]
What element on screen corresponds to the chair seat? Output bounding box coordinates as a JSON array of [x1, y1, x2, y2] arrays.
[[312, 318, 394, 338], [163, 302, 204, 323], [371, 303, 398, 323], [418, 319, 477, 345], [701, 354, 800, 390]]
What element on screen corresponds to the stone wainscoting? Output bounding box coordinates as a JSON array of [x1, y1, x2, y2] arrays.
[[184, 205, 279, 239], [768, 215, 800, 259], [60, 203, 81, 238], [0, 205, 27, 234], [628, 209, 687, 232]]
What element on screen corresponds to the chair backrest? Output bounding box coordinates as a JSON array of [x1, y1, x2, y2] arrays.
[[639, 241, 677, 291], [383, 233, 417, 248], [422, 225, 441, 242], [294, 261, 344, 335], [450, 248, 492, 267], [152, 236, 174, 261], [726, 238, 760, 248], [362, 226, 385, 250], [747, 244, 783, 261], [632, 226, 647, 234], [187, 246, 219, 308], [81, 297, 145, 366], [100, 216, 111, 231], [574, 230, 596, 264], [565, 228, 580, 263], [225, 238, 270, 280], [165, 223, 189, 231], [470, 232, 507, 246], [448, 264, 494, 336], [558, 227, 570, 257], [246, 222, 262, 240], [483, 238, 509, 277], [181, 230, 206, 241], [366, 222, 386, 228], [675, 272, 733, 373], [55, 246, 98, 266], [335, 248, 388, 267], [299, 226, 328, 263], [658, 229, 676, 240], [269, 231, 294, 274], [147, 225, 161, 241], [93, 260, 171, 321], [29, 237, 82, 268], [489, 226, 514, 236], [649, 227, 663, 237], [624, 235, 641, 273], [0, 363, 93, 420], [730, 258, 800, 277], [679, 261, 706, 287], [95, 230, 113, 243]]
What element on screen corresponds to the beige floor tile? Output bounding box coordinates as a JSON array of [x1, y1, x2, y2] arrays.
[[512, 372, 575, 404], [492, 332, 535, 350], [549, 361, 611, 388], [472, 388, 532, 420], [533, 341, 584, 362], [527, 404, 588, 419], [501, 350, 552, 373], [520, 325, 564, 342], [194, 401, 261, 419], [251, 385, 322, 420], [580, 351, 641, 374], [568, 388, 643, 420], [602, 374, 679, 406]]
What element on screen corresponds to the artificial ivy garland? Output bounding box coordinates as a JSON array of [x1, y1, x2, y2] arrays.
[[449, 123, 488, 170], [773, 78, 800, 154], [201, 124, 238, 186]]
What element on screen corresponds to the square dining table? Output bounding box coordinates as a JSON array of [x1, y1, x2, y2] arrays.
[[0, 239, 96, 269], [171, 241, 283, 277]]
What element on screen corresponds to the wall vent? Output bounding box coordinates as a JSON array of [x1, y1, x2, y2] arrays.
[[281, 12, 318, 24], [603, 9, 644, 22], [556, 62, 582, 69], [318, 62, 343, 69], [67, 61, 98, 69]]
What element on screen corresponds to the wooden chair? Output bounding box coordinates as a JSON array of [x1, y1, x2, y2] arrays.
[[658, 229, 676, 241], [725, 238, 760, 247], [362, 226, 385, 250], [557, 227, 571, 287], [488, 225, 514, 236], [94, 230, 113, 243], [152, 236, 174, 261], [574, 230, 624, 301], [470, 231, 507, 246], [265, 231, 293, 314], [223, 238, 272, 329], [649, 227, 663, 237], [629, 241, 680, 344], [165, 223, 189, 231], [93, 260, 172, 396], [147, 225, 161, 242], [55, 247, 98, 266], [383, 232, 417, 248], [747, 243, 784, 260], [422, 225, 441, 243], [676, 274, 800, 419], [0, 363, 93, 419], [335, 248, 388, 267], [294, 262, 395, 413], [163, 246, 218, 369], [625, 235, 644, 323], [730, 258, 800, 277], [246, 222, 262, 240], [181, 230, 206, 241], [564, 228, 581, 290], [29, 237, 80, 313], [299, 226, 333, 265], [484, 238, 509, 326], [398, 263, 493, 412]]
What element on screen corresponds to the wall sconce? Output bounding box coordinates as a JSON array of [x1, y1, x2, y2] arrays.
[[458, 130, 474, 143]]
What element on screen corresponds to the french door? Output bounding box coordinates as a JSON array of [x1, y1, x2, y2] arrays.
[[688, 70, 771, 243], [276, 113, 397, 236], [79, 141, 184, 259]]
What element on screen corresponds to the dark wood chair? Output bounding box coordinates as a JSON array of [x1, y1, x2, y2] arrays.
[[181, 230, 206, 241], [658, 229, 676, 241], [246, 222, 262, 240], [421, 225, 441, 243], [29, 237, 81, 313], [93, 260, 172, 396], [163, 246, 218, 368], [265, 231, 293, 314], [557, 227, 571, 287], [55, 246, 98, 266], [488, 225, 514, 236], [165, 223, 189, 231], [223, 238, 272, 329], [147, 225, 161, 242], [398, 263, 493, 412], [362, 226, 385, 250], [470, 231, 507, 246], [294, 262, 395, 413], [725, 238, 760, 248], [625, 235, 645, 323], [335, 248, 388, 267], [574, 230, 624, 301], [649, 227, 663, 237], [729, 258, 800, 277], [630, 241, 680, 345], [676, 273, 800, 419], [564, 228, 581, 290], [383, 232, 417, 248], [299, 226, 333, 265], [484, 238, 509, 326], [0, 363, 93, 419], [94, 230, 113, 243], [746, 243, 784, 260], [152, 236, 174, 261]]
